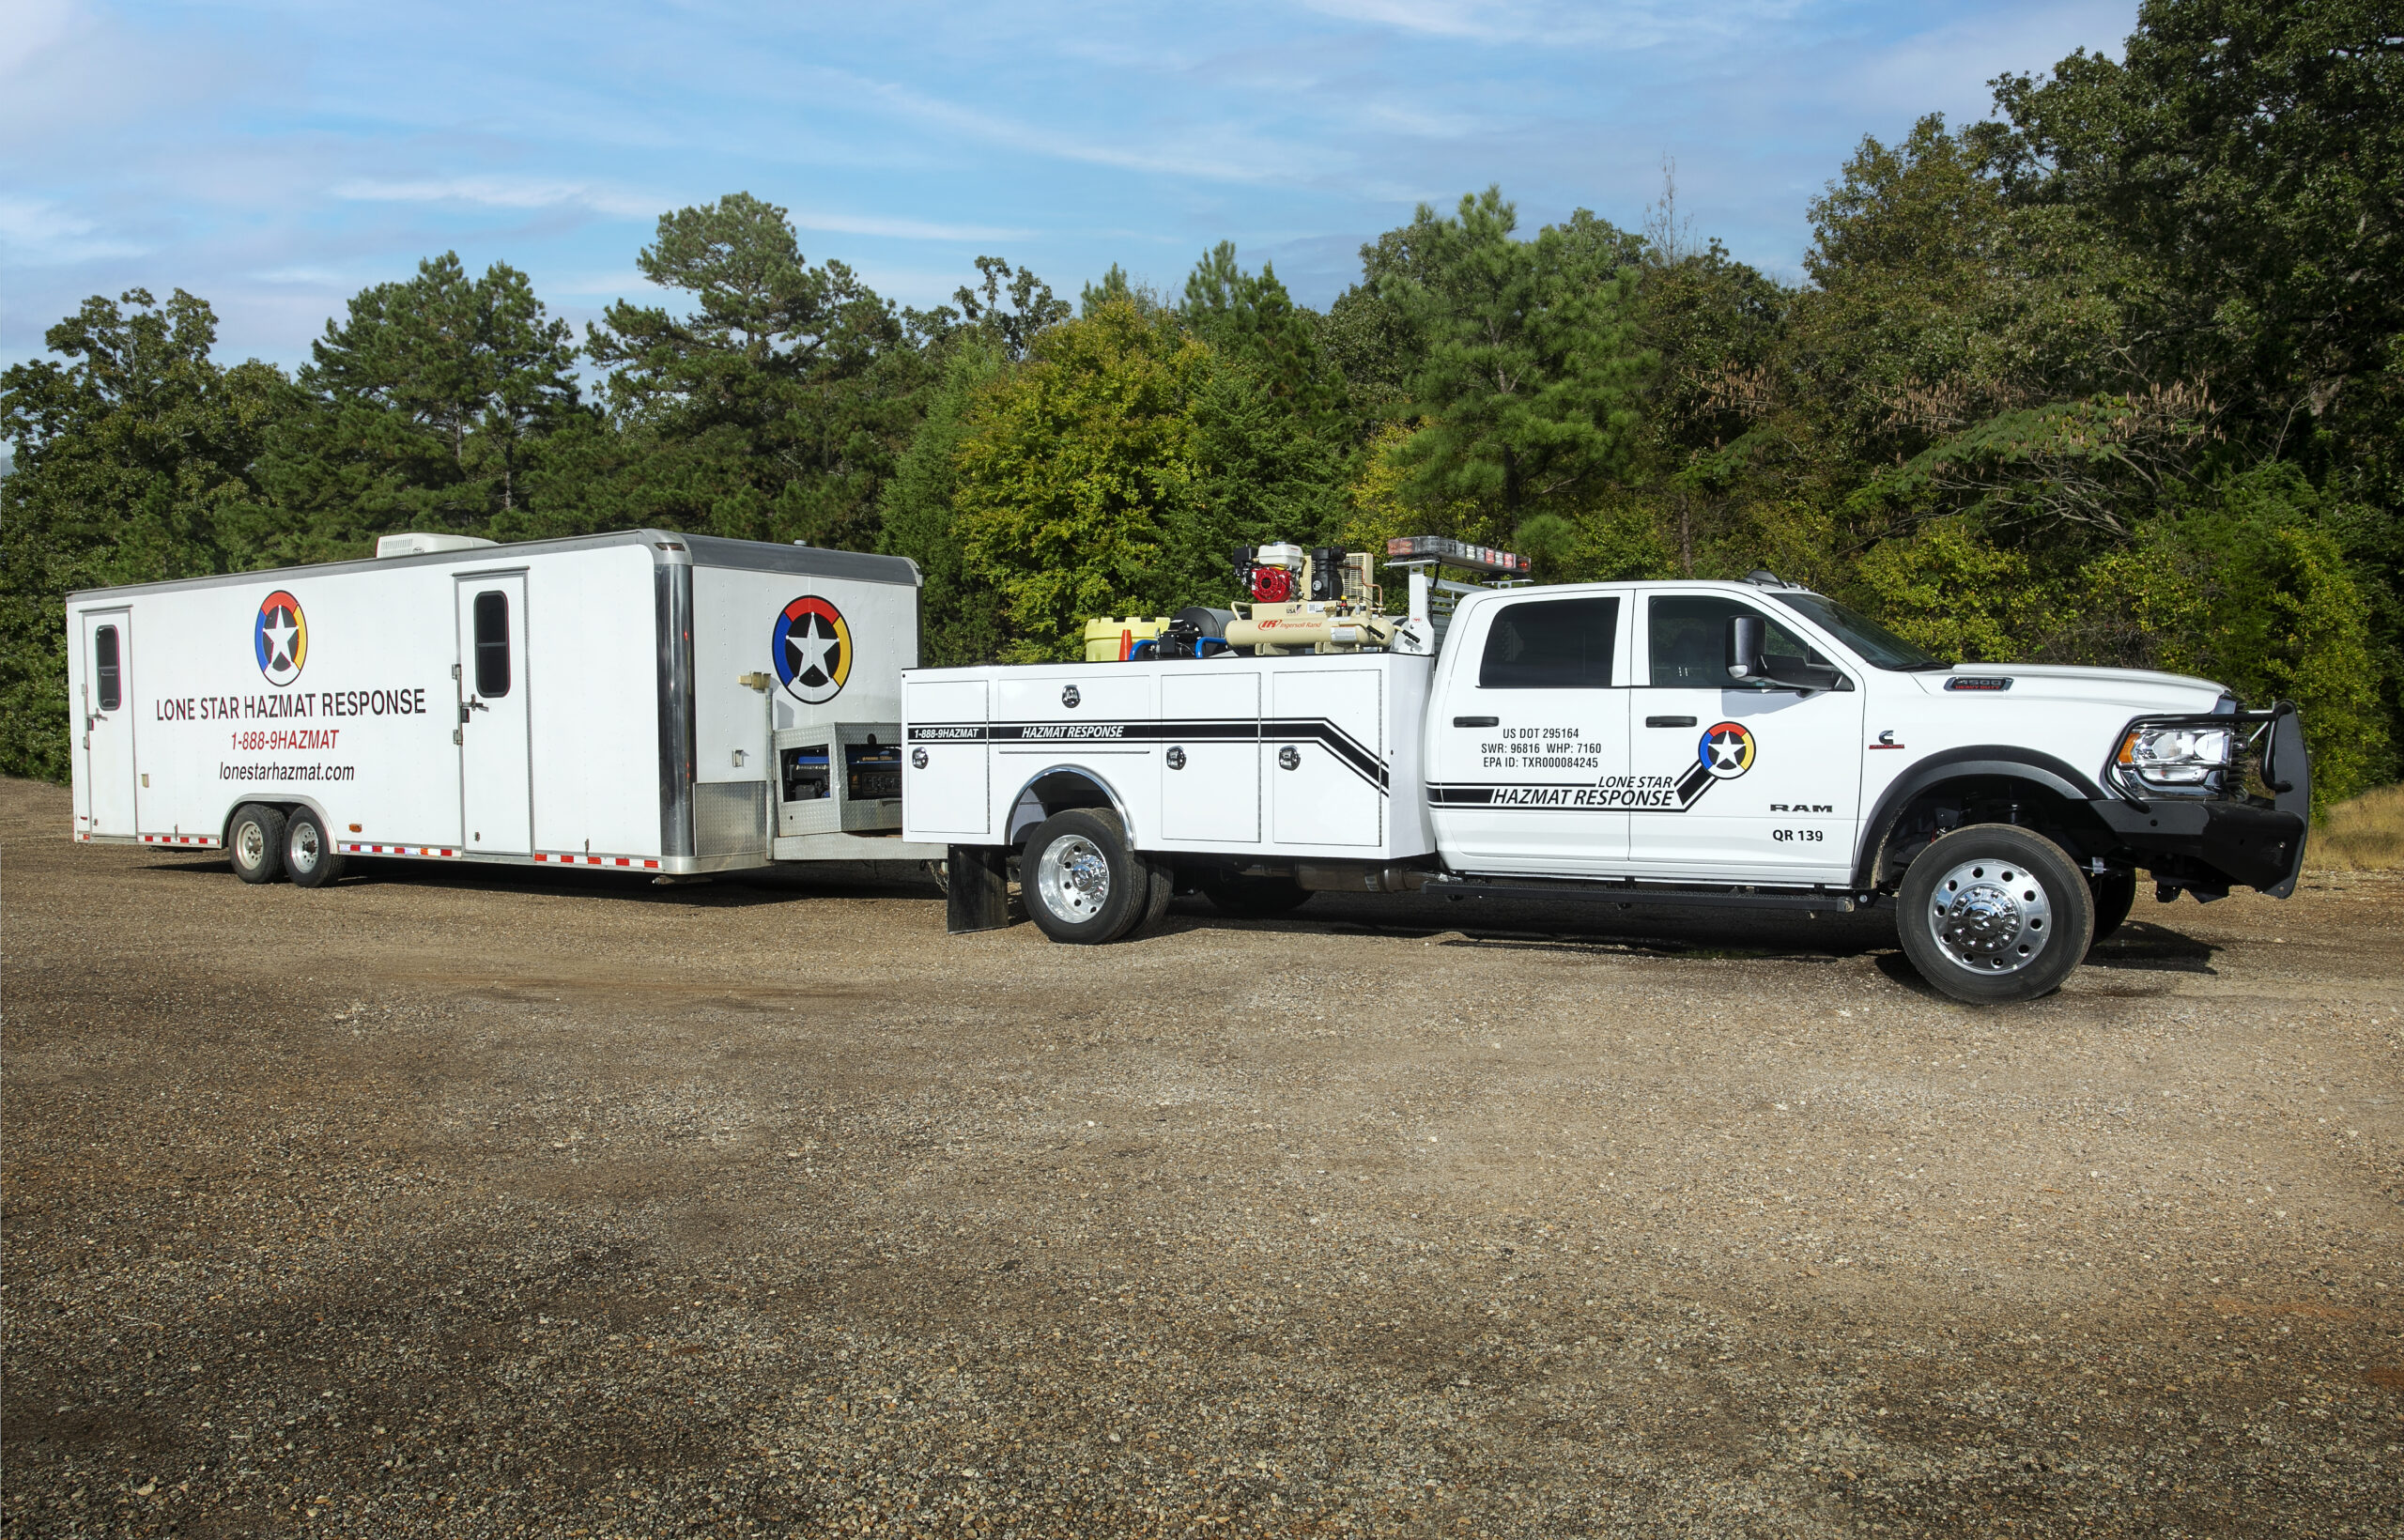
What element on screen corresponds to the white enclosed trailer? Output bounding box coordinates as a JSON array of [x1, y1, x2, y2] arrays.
[[67, 529, 944, 884]]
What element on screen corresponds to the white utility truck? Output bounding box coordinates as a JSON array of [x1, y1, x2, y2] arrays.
[[66, 529, 944, 886], [903, 543, 2311, 1004]]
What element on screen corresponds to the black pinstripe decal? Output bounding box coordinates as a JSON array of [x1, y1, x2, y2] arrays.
[[906, 718, 1390, 794]]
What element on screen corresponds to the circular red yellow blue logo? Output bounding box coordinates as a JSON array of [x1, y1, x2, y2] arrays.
[[1700, 720, 1755, 778], [255, 590, 307, 685], [771, 595, 851, 704]]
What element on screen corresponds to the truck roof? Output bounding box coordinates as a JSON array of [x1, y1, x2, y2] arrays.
[[65, 528, 920, 603]]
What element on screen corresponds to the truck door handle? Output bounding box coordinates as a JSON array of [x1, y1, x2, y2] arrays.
[[1453, 716, 1498, 728], [1645, 715, 1698, 728]]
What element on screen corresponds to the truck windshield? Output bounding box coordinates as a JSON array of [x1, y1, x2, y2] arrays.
[[1768, 593, 1947, 670]]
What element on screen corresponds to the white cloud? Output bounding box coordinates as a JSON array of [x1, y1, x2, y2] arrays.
[[0, 195, 147, 263], [329, 176, 660, 219], [850, 75, 1336, 187], [788, 210, 1033, 242], [0, 0, 78, 79]]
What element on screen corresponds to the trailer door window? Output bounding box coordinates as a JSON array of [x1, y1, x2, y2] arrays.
[[472, 591, 512, 697], [94, 624, 122, 711], [1478, 596, 1618, 688]]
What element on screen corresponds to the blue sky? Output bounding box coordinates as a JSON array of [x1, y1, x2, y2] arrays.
[[2, 0, 2138, 372]]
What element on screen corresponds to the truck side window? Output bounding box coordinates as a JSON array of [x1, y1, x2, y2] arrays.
[[472, 592, 512, 697], [95, 625, 121, 711], [1647, 595, 1819, 686], [1479, 596, 1619, 688]]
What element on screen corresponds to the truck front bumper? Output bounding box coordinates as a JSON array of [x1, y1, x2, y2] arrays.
[[2088, 702, 2311, 899]]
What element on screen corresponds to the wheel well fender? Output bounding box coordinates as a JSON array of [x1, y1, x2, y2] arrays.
[[220, 796, 334, 849], [1855, 748, 2104, 889], [1006, 767, 1134, 849]]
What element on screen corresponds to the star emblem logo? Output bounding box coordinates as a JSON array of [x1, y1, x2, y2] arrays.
[[770, 595, 853, 704], [254, 590, 308, 685], [1698, 720, 1755, 779]]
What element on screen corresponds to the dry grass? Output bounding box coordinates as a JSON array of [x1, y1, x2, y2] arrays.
[[2314, 781, 2404, 870]]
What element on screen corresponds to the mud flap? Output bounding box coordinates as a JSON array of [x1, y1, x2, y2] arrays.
[[946, 844, 1012, 933], [2259, 703, 2312, 899]]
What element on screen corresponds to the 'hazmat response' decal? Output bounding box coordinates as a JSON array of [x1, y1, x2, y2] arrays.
[[1425, 720, 1763, 812], [255, 591, 307, 686], [773, 595, 851, 704]]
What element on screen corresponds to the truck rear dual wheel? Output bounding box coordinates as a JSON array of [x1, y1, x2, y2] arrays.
[[1023, 809, 1170, 945], [1897, 824, 2095, 1005], [229, 804, 287, 885]]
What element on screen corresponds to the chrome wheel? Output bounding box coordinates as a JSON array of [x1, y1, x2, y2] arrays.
[[1034, 835, 1111, 923], [1926, 858, 2052, 974], [237, 820, 266, 869], [289, 820, 321, 874]]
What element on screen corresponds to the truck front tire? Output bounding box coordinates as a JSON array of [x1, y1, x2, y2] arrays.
[[285, 808, 347, 889], [1023, 809, 1149, 944], [1897, 824, 2094, 1004], [228, 804, 287, 885]]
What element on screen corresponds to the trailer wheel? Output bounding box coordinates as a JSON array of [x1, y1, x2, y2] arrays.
[[1023, 809, 1148, 944], [1196, 866, 1313, 917], [2086, 868, 2137, 950], [1897, 824, 2094, 1004], [284, 808, 348, 889], [228, 804, 287, 885]]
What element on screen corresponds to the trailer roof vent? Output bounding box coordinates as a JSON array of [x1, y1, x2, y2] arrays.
[[376, 532, 500, 559]]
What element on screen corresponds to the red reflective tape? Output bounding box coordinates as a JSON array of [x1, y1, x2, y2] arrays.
[[643, 859, 660, 869]]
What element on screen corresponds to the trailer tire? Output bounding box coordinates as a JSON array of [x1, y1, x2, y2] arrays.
[[1023, 810, 1148, 944], [228, 804, 287, 885], [1897, 824, 2093, 1004], [285, 808, 347, 888], [1196, 866, 1313, 917]]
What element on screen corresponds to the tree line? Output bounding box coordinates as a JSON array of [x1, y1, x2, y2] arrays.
[[5, 0, 2396, 809]]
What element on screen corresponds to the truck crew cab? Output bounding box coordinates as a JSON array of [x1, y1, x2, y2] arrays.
[[902, 559, 2311, 1005]]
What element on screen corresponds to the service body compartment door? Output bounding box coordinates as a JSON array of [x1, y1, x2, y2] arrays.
[[1158, 671, 1259, 844], [1626, 592, 1862, 880], [77, 609, 138, 838], [903, 677, 991, 836], [1268, 669, 1382, 847], [1426, 593, 1629, 873], [455, 574, 533, 854]]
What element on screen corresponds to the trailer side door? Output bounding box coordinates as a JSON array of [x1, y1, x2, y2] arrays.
[[77, 609, 138, 838], [455, 574, 533, 854]]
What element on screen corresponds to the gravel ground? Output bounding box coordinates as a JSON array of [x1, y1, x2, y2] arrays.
[[5, 775, 2400, 1539]]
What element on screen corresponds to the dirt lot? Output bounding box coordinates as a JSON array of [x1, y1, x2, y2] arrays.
[[5, 777, 2400, 1539]]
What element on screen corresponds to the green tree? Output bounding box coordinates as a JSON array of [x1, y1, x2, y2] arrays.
[[1, 290, 285, 778], [583, 192, 935, 548], [1179, 242, 1342, 434], [249, 254, 584, 561], [877, 335, 1012, 668], [1376, 190, 1652, 520], [953, 301, 1244, 660]]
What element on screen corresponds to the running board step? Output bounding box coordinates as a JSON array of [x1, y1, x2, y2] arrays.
[[1424, 876, 1871, 913]]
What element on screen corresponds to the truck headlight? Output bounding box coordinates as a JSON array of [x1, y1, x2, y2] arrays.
[[2117, 724, 2233, 786]]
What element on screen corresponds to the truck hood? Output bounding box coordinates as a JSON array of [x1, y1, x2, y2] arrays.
[[1910, 663, 2229, 712]]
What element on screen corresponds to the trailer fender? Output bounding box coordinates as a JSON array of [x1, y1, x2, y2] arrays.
[[220, 793, 340, 851]]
